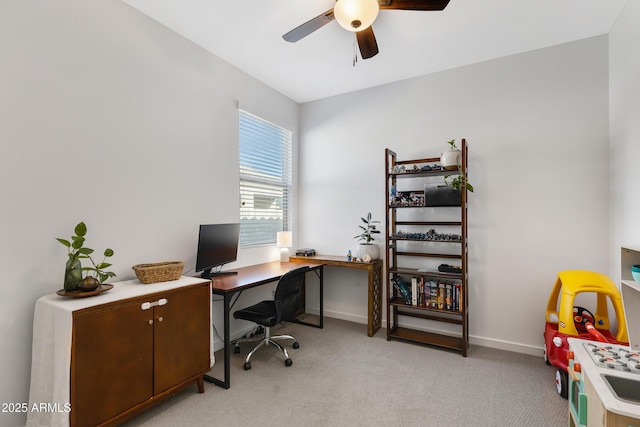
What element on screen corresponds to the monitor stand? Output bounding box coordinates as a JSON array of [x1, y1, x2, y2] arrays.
[[201, 268, 238, 279]]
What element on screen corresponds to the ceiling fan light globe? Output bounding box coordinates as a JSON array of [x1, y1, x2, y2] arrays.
[[334, 0, 379, 32]]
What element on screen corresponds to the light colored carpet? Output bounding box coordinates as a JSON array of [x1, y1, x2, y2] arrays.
[[123, 317, 566, 427]]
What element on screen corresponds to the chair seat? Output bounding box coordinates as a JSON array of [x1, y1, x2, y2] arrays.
[[233, 300, 277, 326]]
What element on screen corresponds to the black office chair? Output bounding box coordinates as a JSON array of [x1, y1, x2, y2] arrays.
[[233, 265, 310, 370]]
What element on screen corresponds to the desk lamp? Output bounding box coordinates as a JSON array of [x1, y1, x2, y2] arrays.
[[277, 231, 292, 262]]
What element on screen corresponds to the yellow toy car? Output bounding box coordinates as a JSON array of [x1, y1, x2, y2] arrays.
[[543, 270, 628, 398]]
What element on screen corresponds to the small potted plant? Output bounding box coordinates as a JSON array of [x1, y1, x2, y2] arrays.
[[444, 171, 474, 193], [354, 212, 381, 261], [442, 139, 474, 193], [56, 222, 116, 291], [440, 139, 461, 171]]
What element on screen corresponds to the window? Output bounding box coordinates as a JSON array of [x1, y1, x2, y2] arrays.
[[239, 110, 292, 247]]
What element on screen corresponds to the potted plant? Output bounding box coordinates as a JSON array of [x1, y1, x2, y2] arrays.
[[354, 212, 381, 261], [444, 170, 474, 193], [440, 139, 461, 171], [56, 222, 116, 291], [442, 139, 474, 193]]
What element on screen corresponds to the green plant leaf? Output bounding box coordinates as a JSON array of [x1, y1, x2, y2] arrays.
[[96, 263, 112, 269], [71, 237, 85, 249], [103, 248, 114, 257], [74, 222, 87, 237], [78, 247, 94, 255], [56, 238, 70, 248]]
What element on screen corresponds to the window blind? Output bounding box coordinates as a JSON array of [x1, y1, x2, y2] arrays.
[[239, 110, 292, 247]]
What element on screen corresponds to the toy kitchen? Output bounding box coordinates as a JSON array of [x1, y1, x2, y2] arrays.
[[567, 245, 640, 427]]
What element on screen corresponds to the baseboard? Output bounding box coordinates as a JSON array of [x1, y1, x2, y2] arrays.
[[306, 308, 544, 357], [306, 307, 368, 325], [469, 335, 543, 357], [216, 311, 544, 358]]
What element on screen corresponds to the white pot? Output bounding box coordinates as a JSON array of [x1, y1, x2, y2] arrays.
[[357, 243, 379, 261], [440, 149, 461, 171]]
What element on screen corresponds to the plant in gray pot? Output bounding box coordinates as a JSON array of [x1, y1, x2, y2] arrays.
[[354, 212, 381, 261], [56, 222, 116, 291]]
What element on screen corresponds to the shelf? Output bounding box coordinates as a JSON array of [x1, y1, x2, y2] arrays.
[[389, 204, 462, 209], [390, 237, 462, 243], [390, 297, 464, 318], [395, 220, 462, 226], [390, 267, 462, 280], [388, 326, 466, 354], [385, 141, 469, 357], [394, 251, 462, 259], [389, 169, 460, 179]]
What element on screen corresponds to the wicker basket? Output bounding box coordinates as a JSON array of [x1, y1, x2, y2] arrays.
[[132, 261, 184, 284]]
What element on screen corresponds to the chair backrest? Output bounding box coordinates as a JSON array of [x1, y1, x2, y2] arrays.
[[274, 266, 310, 323]]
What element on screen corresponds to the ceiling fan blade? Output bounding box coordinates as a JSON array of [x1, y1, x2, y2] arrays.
[[282, 9, 335, 43], [356, 26, 379, 59], [378, 0, 450, 11]]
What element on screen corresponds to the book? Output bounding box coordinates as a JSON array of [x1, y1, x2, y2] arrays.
[[392, 276, 411, 304], [411, 277, 418, 306], [454, 281, 461, 311], [430, 280, 438, 308], [445, 282, 453, 310]]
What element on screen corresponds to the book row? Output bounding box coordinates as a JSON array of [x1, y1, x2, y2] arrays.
[[392, 275, 463, 312]]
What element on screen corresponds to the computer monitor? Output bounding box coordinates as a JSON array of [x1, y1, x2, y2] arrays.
[[195, 223, 239, 279]]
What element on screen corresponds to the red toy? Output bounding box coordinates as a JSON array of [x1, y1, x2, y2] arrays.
[[543, 270, 628, 398]]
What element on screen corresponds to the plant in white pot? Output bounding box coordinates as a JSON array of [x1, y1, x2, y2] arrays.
[[440, 139, 461, 171], [354, 212, 381, 261]]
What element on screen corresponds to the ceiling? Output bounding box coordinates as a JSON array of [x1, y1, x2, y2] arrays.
[[122, 0, 628, 103]]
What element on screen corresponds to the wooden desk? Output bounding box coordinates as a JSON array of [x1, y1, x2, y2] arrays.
[[204, 261, 323, 389], [290, 255, 383, 337]]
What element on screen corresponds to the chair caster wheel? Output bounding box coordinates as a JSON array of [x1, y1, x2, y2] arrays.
[[234, 345, 240, 354], [244, 362, 251, 370], [293, 341, 300, 349], [285, 358, 292, 367]]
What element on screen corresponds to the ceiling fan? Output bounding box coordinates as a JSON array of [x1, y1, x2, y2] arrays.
[[282, 0, 451, 60]]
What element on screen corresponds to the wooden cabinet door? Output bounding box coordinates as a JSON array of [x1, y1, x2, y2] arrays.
[[72, 297, 153, 427], [153, 283, 210, 394]]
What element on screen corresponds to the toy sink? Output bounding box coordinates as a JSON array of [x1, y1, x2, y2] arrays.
[[602, 375, 640, 404]]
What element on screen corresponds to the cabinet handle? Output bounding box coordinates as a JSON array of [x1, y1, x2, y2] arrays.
[[148, 319, 153, 325], [140, 298, 169, 311], [157, 316, 163, 322]]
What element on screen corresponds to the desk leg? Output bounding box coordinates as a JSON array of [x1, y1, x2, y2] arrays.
[[319, 266, 323, 328], [204, 292, 231, 389], [292, 266, 324, 329], [367, 261, 382, 337]]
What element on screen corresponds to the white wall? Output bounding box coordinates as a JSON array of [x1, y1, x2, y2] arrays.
[[609, 1, 640, 281], [299, 36, 611, 354], [1, 2, 636, 425], [0, 1, 298, 425]]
